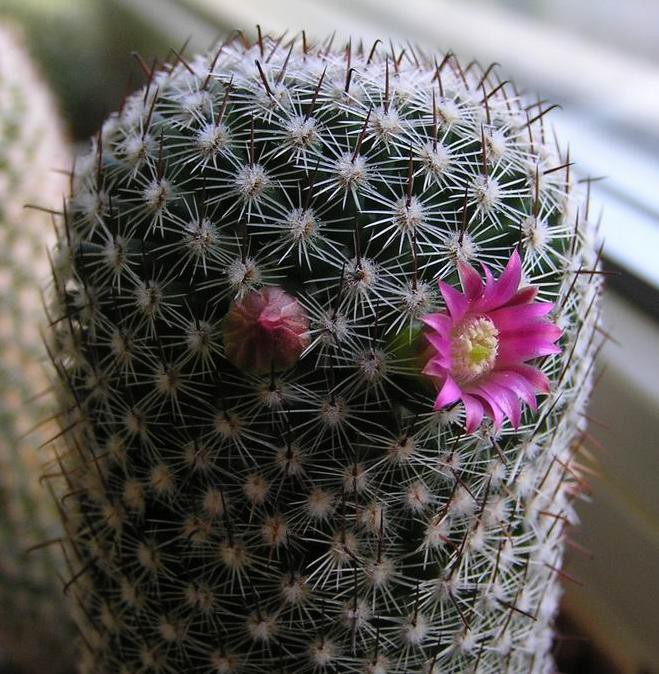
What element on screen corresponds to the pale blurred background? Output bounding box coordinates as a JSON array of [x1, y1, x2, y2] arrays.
[[1, 1, 657, 672]]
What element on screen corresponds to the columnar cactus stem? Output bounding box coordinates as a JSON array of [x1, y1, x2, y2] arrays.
[[49, 31, 602, 674], [0, 23, 71, 674]]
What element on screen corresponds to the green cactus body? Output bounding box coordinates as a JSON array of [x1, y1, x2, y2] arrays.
[[0, 23, 72, 674], [51, 32, 602, 674]]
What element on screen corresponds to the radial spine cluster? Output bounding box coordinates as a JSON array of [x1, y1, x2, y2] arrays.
[[49, 30, 602, 674]]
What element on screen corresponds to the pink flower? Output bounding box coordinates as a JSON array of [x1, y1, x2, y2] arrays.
[[223, 287, 310, 374], [421, 250, 561, 433]]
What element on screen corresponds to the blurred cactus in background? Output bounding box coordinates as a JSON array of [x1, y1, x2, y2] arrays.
[[0, 0, 176, 141], [50, 31, 602, 673], [0, 23, 72, 674]]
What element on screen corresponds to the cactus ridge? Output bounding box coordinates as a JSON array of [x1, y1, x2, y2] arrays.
[[50, 31, 602, 674]]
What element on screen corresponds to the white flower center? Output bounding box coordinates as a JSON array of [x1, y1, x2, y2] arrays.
[[451, 316, 499, 383]]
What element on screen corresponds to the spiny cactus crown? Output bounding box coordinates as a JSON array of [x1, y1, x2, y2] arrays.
[[0, 23, 72, 674], [50, 31, 602, 674]]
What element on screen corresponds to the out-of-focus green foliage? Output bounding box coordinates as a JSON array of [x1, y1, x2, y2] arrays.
[[1, 0, 174, 140]]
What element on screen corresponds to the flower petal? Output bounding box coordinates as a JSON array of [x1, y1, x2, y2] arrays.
[[489, 370, 537, 409], [421, 312, 452, 334], [507, 363, 551, 394], [501, 322, 562, 342], [506, 391, 522, 428], [479, 265, 496, 308], [508, 285, 538, 306], [423, 356, 450, 377], [496, 334, 561, 365], [425, 332, 450, 353], [439, 281, 468, 321], [462, 394, 484, 433], [479, 392, 505, 430], [433, 375, 462, 409], [495, 249, 523, 304], [458, 260, 483, 300], [471, 382, 510, 429], [488, 302, 554, 333], [478, 250, 522, 311]]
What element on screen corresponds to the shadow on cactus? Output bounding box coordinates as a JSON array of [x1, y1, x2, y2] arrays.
[[48, 29, 603, 674]]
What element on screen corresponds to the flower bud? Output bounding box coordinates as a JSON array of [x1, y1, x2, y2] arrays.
[[223, 287, 310, 374]]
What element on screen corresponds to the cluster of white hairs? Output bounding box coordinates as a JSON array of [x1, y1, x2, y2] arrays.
[[48, 30, 602, 674], [0, 23, 73, 674]]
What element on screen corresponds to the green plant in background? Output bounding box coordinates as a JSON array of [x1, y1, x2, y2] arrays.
[[0, 24, 73, 674], [49, 31, 602, 673], [0, 0, 176, 141]]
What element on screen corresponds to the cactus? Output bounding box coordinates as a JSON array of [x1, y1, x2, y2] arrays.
[[49, 31, 602, 674], [0, 23, 72, 674]]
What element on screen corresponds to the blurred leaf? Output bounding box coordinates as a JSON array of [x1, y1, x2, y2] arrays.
[[1, 0, 174, 140]]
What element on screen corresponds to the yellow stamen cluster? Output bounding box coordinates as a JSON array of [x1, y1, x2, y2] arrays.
[[451, 316, 499, 384]]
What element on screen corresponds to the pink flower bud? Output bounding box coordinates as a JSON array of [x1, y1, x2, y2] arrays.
[[223, 287, 310, 374]]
